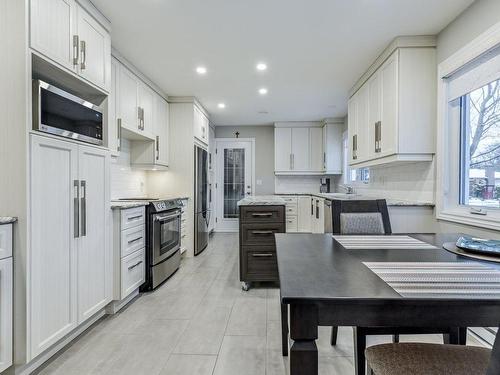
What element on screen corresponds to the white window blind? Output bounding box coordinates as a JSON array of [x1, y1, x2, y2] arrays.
[[446, 44, 500, 101]]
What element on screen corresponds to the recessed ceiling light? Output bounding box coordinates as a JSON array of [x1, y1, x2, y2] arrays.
[[256, 63, 267, 71], [218, 103, 226, 109], [258, 88, 268, 95], [196, 66, 207, 75]]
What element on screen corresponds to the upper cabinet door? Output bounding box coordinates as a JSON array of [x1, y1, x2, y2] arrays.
[[291, 127, 310, 171], [309, 127, 324, 172], [380, 51, 399, 156], [138, 83, 154, 136], [0, 258, 12, 373], [77, 145, 110, 323], [76, 4, 111, 91], [193, 106, 208, 144], [355, 85, 369, 162], [368, 72, 382, 159], [154, 96, 169, 166], [29, 135, 78, 359], [107, 58, 119, 155], [347, 95, 358, 164], [275, 128, 292, 171], [30, 0, 76, 71], [117, 65, 139, 133]]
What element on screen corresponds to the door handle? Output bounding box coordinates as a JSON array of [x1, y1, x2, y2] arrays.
[[80, 40, 86, 70], [252, 253, 274, 257], [127, 237, 143, 245], [316, 200, 319, 219], [156, 136, 159, 160], [117, 118, 122, 151], [74, 180, 80, 238], [251, 213, 273, 217], [80, 180, 86, 237], [128, 260, 143, 270], [72, 35, 79, 66], [252, 230, 274, 235]]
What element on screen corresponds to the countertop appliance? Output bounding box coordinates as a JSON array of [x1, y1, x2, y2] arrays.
[[32, 79, 103, 145], [320, 178, 331, 193], [194, 146, 210, 255], [123, 198, 183, 291]]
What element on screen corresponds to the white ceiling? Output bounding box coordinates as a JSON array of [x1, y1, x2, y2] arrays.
[[92, 0, 474, 126]]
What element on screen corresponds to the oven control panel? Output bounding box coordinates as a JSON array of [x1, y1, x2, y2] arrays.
[[154, 201, 167, 211], [152, 199, 182, 212]]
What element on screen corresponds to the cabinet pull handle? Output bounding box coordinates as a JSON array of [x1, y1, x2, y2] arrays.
[[127, 215, 143, 221], [137, 107, 142, 130], [316, 200, 319, 219], [117, 118, 122, 151], [289, 154, 292, 170], [80, 181, 86, 237], [323, 152, 326, 169], [128, 260, 143, 270], [353, 134, 358, 160], [252, 253, 273, 257], [72, 35, 79, 66], [292, 154, 295, 169], [252, 213, 273, 217], [156, 136, 159, 160], [252, 230, 274, 235], [311, 201, 314, 215], [128, 237, 143, 245], [80, 40, 86, 70], [375, 121, 382, 153], [74, 180, 80, 238]]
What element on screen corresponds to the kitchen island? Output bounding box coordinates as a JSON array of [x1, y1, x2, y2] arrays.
[[237, 196, 286, 290]]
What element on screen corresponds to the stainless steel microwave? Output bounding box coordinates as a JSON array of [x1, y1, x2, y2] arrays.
[[32, 80, 103, 146]]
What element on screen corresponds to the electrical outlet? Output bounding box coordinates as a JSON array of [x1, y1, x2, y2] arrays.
[[256, 179, 263, 186]]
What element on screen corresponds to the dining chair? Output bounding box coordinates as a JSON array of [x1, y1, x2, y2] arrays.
[[330, 199, 466, 375], [365, 327, 500, 375]]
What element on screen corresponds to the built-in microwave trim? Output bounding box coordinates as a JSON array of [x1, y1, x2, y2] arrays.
[[32, 79, 104, 146]]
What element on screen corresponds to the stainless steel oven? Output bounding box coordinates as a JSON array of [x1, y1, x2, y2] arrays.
[[32, 79, 104, 145], [152, 209, 181, 265]]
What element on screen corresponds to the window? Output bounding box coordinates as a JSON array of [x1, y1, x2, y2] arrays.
[[342, 131, 369, 184], [459, 80, 500, 208], [437, 24, 500, 230]]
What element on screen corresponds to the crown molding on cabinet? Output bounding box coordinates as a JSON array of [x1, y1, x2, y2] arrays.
[[349, 35, 437, 98], [111, 47, 169, 101], [168, 96, 210, 119], [322, 117, 344, 125], [76, 0, 111, 31]]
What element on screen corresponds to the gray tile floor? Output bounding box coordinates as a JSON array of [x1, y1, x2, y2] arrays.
[[37, 233, 485, 375]]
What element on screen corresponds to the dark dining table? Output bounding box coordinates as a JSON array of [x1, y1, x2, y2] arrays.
[[276, 233, 500, 375]]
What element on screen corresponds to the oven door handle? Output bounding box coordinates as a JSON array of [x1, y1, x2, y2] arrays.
[[154, 212, 181, 222]]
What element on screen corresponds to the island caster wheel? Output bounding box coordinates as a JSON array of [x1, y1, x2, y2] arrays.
[[242, 282, 251, 291]]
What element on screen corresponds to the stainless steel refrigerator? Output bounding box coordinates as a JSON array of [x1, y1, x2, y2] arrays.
[[194, 146, 210, 255]]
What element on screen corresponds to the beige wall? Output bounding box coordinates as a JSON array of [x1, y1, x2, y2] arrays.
[[215, 125, 275, 195]]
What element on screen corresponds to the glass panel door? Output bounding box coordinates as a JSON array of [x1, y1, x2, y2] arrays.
[[216, 140, 253, 232]]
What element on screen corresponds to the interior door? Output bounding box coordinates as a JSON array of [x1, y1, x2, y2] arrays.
[[76, 4, 110, 91], [216, 139, 254, 232], [29, 135, 78, 359], [77, 145, 110, 323]]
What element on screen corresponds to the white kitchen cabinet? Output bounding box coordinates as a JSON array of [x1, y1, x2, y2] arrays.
[[29, 134, 110, 359], [77, 145, 111, 323], [291, 127, 310, 171], [30, 0, 75, 71], [323, 122, 343, 174], [297, 196, 312, 232], [138, 82, 155, 137], [108, 58, 119, 155], [348, 40, 436, 167], [130, 94, 170, 169], [274, 128, 292, 172], [280, 196, 299, 233], [75, 4, 111, 91], [30, 135, 79, 358], [0, 224, 13, 373], [110, 207, 146, 311], [309, 127, 324, 173], [29, 0, 111, 92], [194, 106, 209, 145], [117, 64, 139, 134]]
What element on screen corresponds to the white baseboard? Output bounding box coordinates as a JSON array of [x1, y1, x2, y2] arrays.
[[16, 310, 106, 375], [105, 289, 140, 314]]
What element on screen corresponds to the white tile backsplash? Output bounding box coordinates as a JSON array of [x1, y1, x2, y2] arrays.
[[275, 175, 329, 194], [110, 140, 148, 199]]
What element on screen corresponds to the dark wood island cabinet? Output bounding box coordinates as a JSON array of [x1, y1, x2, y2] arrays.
[[238, 197, 286, 291]]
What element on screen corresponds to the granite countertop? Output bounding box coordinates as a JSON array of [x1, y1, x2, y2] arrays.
[[275, 193, 434, 207], [0, 217, 17, 225], [237, 195, 286, 206]]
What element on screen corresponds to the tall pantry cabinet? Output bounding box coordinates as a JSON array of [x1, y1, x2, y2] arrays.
[[29, 134, 111, 359]]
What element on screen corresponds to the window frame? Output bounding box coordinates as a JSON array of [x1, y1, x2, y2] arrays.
[[436, 21, 500, 231]]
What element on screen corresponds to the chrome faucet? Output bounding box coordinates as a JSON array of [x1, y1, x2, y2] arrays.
[[339, 185, 355, 194]]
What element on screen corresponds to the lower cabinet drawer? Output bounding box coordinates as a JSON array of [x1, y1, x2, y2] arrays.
[[285, 216, 298, 232], [242, 247, 278, 281], [121, 248, 145, 299], [121, 207, 145, 230], [121, 225, 146, 258], [240, 223, 285, 246]]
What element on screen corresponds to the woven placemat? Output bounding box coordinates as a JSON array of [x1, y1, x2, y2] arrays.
[[443, 242, 500, 264]]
